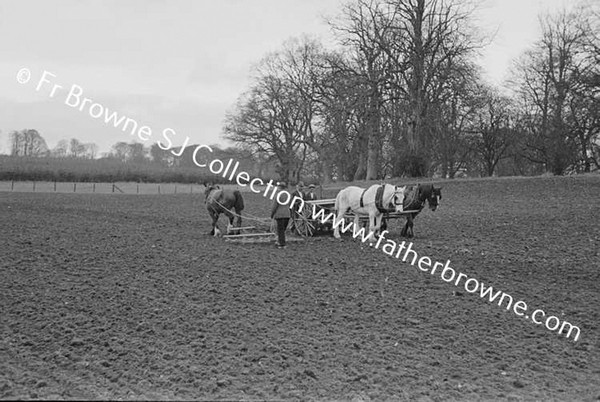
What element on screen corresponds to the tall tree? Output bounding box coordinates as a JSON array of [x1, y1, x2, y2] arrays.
[[331, 0, 483, 177], [513, 7, 598, 174], [469, 88, 517, 176], [382, 0, 481, 176], [224, 43, 315, 182], [330, 0, 390, 180]]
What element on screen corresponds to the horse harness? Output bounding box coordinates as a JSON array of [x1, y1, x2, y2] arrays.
[[359, 185, 396, 213], [404, 185, 427, 212]]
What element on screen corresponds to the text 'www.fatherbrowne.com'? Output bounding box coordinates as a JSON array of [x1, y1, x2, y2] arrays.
[[309, 205, 581, 342]]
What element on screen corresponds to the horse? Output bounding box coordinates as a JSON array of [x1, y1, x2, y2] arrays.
[[204, 184, 245, 237], [392, 184, 442, 238], [333, 183, 406, 239]]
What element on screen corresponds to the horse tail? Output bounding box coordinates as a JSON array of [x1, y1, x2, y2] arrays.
[[233, 190, 244, 212]]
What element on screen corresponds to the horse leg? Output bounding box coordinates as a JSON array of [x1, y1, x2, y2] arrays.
[[333, 201, 344, 239], [208, 211, 217, 236], [401, 217, 408, 237], [224, 211, 235, 235], [234, 209, 243, 234], [406, 215, 414, 238], [373, 214, 383, 238], [333, 209, 341, 239], [212, 213, 221, 237], [354, 214, 360, 237]]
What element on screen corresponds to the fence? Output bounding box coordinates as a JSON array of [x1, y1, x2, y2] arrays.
[[0, 181, 211, 195]]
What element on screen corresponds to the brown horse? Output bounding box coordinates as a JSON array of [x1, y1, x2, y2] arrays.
[[398, 184, 442, 238], [204, 184, 244, 236]]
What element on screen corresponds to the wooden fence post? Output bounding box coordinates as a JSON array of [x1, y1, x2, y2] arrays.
[[137, 184, 139, 194], [158, 184, 161, 194], [174, 185, 177, 194], [11, 181, 14, 191], [33, 181, 36, 192], [190, 185, 192, 194], [73, 183, 76, 192], [93, 183, 96, 193], [54, 181, 57, 192], [112, 183, 115, 193]]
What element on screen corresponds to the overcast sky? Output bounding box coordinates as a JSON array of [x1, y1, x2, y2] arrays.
[[0, 0, 577, 155]]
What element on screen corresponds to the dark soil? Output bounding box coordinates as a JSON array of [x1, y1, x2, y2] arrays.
[[1, 175, 599, 400]]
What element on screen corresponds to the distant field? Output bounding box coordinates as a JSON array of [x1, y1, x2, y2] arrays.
[[0, 181, 209, 195], [0, 181, 314, 195], [0, 156, 237, 184]]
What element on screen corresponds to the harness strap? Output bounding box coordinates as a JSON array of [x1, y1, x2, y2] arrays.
[[375, 185, 385, 213], [359, 188, 367, 208], [375, 185, 394, 213], [407, 185, 425, 212], [360, 185, 394, 212]]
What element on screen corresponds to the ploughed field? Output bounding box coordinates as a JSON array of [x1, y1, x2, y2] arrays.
[[1, 175, 599, 401]]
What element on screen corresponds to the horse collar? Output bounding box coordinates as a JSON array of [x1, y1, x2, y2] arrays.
[[375, 185, 391, 213]]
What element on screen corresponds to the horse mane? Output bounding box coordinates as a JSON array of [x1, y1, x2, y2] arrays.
[[402, 184, 432, 211], [420, 184, 433, 196]]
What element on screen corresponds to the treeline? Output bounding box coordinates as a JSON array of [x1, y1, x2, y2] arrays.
[[0, 155, 218, 183], [9, 129, 99, 159], [224, 0, 600, 182], [2, 132, 280, 183]]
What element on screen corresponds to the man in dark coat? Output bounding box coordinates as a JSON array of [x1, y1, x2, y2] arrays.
[[305, 184, 318, 201], [271, 182, 291, 248]]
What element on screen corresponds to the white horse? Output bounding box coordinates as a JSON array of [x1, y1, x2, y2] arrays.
[[333, 183, 406, 239]]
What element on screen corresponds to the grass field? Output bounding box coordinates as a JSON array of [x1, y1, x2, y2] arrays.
[[1, 175, 599, 400]]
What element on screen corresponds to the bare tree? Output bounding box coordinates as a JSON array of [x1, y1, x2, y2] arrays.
[[84, 143, 99, 159], [110, 141, 131, 162], [129, 142, 147, 163], [69, 138, 87, 158], [513, 7, 598, 174], [329, 0, 391, 180], [10, 129, 49, 157], [383, 0, 482, 176], [469, 88, 517, 176], [150, 143, 170, 166], [52, 139, 69, 157], [224, 44, 314, 182], [329, 0, 484, 177]]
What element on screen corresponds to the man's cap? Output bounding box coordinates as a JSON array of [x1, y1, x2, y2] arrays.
[[308, 184, 316, 188], [277, 181, 287, 188]]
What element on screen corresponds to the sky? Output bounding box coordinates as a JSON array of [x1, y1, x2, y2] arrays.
[[0, 0, 578, 155]]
